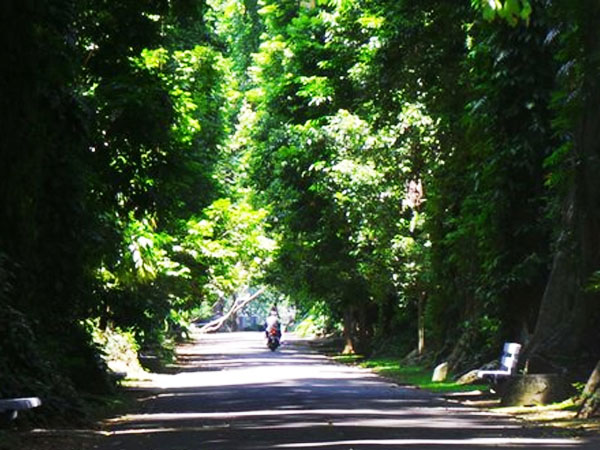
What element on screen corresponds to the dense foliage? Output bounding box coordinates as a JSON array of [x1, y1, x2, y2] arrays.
[[1, 0, 599, 419], [0, 0, 272, 417], [242, 0, 600, 372]]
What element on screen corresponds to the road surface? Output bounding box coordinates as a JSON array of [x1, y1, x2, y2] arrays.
[[97, 332, 597, 449]]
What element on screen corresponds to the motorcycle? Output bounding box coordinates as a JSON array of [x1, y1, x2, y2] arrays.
[[266, 327, 280, 351]]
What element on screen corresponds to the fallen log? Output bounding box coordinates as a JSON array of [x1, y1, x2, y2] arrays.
[[198, 287, 266, 333]]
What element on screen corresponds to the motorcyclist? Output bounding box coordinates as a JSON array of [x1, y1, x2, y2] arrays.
[[265, 307, 281, 340]]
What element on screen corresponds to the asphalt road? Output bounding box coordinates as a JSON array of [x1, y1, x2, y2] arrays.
[[97, 332, 597, 450]]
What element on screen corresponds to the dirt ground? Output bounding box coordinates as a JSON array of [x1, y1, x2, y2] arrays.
[[455, 393, 600, 437]]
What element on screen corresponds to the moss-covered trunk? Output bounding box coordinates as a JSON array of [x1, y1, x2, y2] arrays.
[[525, 4, 600, 372]]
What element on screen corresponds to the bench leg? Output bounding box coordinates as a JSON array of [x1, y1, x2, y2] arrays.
[[490, 377, 510, 395], [0, 410, 18, 426]]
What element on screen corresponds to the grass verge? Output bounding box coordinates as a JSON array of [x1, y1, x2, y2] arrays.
[[332, 355, 488, 393]]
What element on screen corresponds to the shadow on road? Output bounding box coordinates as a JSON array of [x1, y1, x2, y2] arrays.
[[91, 332, 597, 450]]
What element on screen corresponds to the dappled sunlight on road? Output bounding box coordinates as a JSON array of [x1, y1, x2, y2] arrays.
[[150, 332, 381, 389], [98, 332, 596, 450], [274, 437, 580, 448], [153, 362, 378, 389], [109, 406, 525, 431]]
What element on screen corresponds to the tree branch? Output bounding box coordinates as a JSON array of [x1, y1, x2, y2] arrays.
[[198, 287, 266, 333]]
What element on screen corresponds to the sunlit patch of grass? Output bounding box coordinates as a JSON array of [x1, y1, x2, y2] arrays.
[[335, 355, 488, 393], [423, 380, 490, 393]]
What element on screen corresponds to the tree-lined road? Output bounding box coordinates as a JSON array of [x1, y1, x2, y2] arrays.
[[98, 332, 596, 449]]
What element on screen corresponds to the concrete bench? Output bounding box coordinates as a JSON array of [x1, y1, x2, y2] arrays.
[[477, 342, 521, 385], [0, 397, 42, 422]]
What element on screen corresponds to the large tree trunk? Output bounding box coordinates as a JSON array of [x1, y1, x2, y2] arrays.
[[525, 5, 600, 371], [417, 292, 426, 356], [577, 360, 600, 418], [342, 307, 356, 354]]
